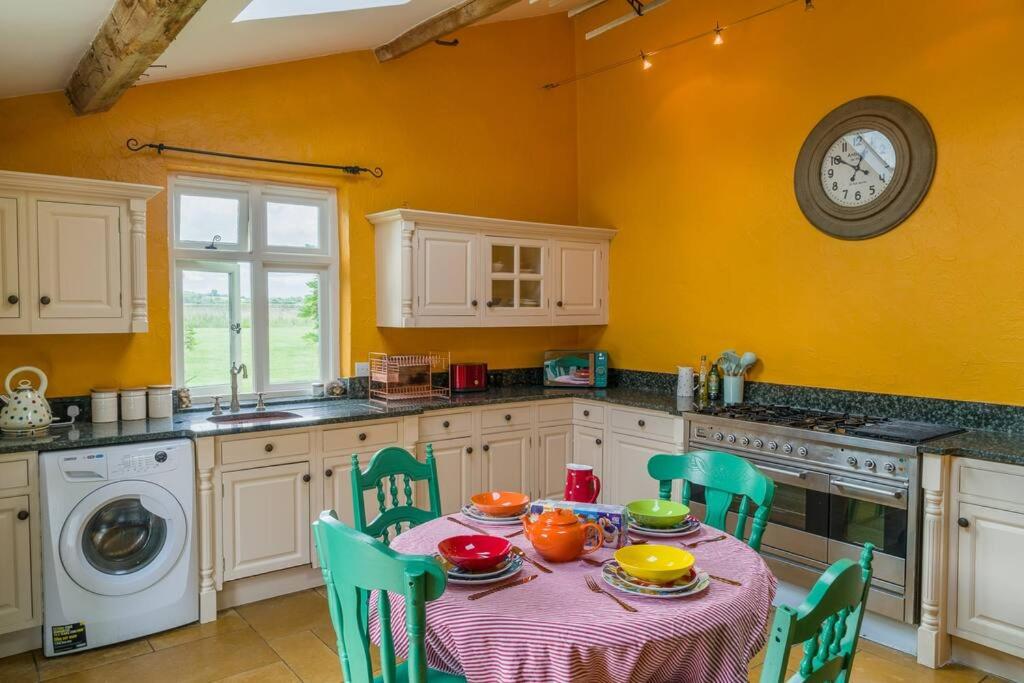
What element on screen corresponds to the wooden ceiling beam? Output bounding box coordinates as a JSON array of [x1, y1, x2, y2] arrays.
[[374, 0, 520, 62], [65, 0, 208, 115]]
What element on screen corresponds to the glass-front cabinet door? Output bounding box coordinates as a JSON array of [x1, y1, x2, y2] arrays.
[[483, 237, 548, 318]]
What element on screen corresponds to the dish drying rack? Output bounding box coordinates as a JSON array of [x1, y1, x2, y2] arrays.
[[369, 351, 451, 404]]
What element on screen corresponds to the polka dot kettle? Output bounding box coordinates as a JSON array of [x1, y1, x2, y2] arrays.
[[0, 366, 53, 435]]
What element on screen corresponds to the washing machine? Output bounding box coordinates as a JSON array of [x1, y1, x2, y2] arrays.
[[40, 439, 197, 656]]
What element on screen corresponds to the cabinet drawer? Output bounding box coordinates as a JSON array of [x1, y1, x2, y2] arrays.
[[610, 408, 678, 442], [221, 431, 312, 466], [323, 421, 400, 453], [537, 402, 572, 425], [419, 411, 474, 440], [481, 406, 532, 431], [960, 464, 1024, 507], [574, 402, 605, 426], [0, 459, 29, 492]]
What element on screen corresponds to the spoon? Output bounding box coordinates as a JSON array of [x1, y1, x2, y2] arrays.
[[739, 351, 757, 374]]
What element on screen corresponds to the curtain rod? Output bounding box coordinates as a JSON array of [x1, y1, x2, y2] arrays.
[[125, 138, 384, 178]]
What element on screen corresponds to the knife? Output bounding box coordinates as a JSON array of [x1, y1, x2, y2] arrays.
[[447, 516, 491, 535], [467, 574, 538, 600]]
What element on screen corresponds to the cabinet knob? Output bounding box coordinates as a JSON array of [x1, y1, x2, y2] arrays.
[[482, 444, 490, 452], [358, 432, 367, 441], [302, 474, 311, 483], [595, 438, 602, 445], [556, 300, 564, 307], [325, 469, 333, 477], [6, 294, 17, 305], [957, 517, 969, 528], [504, 414, 512, 421], [638, 419, 646, 427], [486, 300, 494, 308], [40, 296, 51, 305], [17, 510, 28, 521], [583, 410, 590, 417], [466, 446, 473, 454], [264, 443, 274, 452], [443, 420, 450, 428], [471, 300, 478, 307]]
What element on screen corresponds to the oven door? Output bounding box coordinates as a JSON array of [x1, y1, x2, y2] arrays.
[[828, 476, 908, 587]]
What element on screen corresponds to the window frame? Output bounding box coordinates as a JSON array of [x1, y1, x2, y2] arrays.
[[169, 174, 338, 403]]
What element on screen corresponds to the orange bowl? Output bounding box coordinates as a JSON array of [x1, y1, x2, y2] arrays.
[[471, 491, 530, 517]]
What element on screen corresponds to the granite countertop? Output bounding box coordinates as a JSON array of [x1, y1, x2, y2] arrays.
[[919, 430, 1024, 466], [0, 386, 693, 455]]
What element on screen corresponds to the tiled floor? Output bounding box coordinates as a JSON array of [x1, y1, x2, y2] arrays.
[[0, 588, 1007, 682]]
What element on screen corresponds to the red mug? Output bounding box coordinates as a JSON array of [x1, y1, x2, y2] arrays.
[[564, 464, 601, 503]]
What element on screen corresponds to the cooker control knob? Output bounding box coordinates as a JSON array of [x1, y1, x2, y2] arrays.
[[713, 432, 724, 441], [154, 451, 168, 463], [846, 456, 859, 467], [740, 437, 750, 446], [782, 443, 793, 454], [797, 446, 809, 457], [864, 459, 876, 470], [884, 462, 896, 473], [726, 434, 736, 443], [753, 439, 764, 449], [767, 441, 778, 451]]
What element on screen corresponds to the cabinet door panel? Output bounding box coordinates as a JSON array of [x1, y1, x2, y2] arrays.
[[323, 453, 380, 529], [0, 198, 20, 320], [572, 426, 605, 502], [553, 241, 602, 317], [537, 425, 572, 500], [956, 502, 1024, 650], [36, 201, 122, 319], [420, 438, 475, 516], [607, 433, 674, 505], [416, 229, 478, 317], [480, 429, 532, 496], [222, 462, 310, 581], [0, 495, 32, 633]]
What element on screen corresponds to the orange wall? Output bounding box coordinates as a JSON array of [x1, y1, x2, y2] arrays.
[[0, 15, 579, 396], [574, 0, 1024, 405]]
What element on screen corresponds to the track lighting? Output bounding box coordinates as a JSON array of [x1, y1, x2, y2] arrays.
[[640, 51, 653, 69], [713, 22, 724, 45]]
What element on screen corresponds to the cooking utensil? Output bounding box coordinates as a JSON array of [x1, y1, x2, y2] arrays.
[[682, 534, 727, 549], [585, 574, 638, 612], [739, 351, 757, 373], [467, 573, 537, 601], [447, 516, 491, 536], [511, 546, 553, 574]]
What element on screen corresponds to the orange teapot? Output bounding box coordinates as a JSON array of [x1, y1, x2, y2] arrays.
[[521, 508, 603, 562]]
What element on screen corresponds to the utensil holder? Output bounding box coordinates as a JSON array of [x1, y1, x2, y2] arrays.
[[723, 376, 744, 405]]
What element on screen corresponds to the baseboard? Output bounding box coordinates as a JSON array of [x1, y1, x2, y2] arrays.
[[951, 637, 1024, 681], [218, 565, 324, 610], [0, 625, 41, 659]]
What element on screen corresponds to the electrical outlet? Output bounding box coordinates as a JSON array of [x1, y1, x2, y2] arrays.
[[355, 362, 369, 377]]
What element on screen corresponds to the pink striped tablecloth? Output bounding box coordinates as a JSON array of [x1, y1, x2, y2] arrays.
[[369, 515, 776, 683]]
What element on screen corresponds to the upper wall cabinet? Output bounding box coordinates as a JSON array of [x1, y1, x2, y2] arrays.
[[0, 170, 161, 335], [368, 209, 615, 328]]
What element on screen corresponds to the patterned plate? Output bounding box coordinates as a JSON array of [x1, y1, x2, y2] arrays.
[[601, 562, 710, 599], [445, 555, 525, 586], [601, 561, 700, 594], [461, 504, 526, 526], [628, 519, 701, 537], [438, 553, 523, 581]]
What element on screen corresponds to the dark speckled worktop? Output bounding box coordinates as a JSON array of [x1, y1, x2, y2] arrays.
[[0, 386, 689, 455], [918, 430, 1024, 466]]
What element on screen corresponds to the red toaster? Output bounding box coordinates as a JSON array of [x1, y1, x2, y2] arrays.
[[450, 362, 488, 392]]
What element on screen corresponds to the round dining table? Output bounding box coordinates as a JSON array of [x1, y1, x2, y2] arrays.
[[371, 513, 777, 683]]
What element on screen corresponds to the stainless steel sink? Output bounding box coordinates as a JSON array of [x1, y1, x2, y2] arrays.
[[207, 411, 302, 424]]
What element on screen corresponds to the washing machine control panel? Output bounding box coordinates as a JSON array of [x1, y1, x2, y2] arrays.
[[60, 448, 179, 481]]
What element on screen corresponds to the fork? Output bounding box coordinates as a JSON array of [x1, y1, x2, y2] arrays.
[[682, 534, 727, 549], [585, 575, 638, 612], [447, 516, 491, 536]]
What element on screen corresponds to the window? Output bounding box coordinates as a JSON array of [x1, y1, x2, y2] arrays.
[[171, 175, 336, 400]]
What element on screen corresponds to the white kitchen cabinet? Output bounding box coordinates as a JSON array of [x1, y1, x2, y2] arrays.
[[553, 240, 605, 322], [480, 429, 533, 497], [419, 438, 476, 516], [322, 453, 381, 528], [0, 495, 33, 634], [537, 424, 572, 500], [369, 209, 614, 328], [572, 426, 605, 502], [607, 432, 676, 505], [0, 170, 161, 335], [221, 462, 311, 581]]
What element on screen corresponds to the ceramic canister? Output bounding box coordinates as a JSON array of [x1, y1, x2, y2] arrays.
[[91, 388, 118, 423], [120, 388, 147, 421], [147, 385, 173, 419]]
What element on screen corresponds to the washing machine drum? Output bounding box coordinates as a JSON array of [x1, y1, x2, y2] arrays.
[[60, 480, 188, 596]]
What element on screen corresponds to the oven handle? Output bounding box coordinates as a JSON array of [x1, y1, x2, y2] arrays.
[[830, 478, 908, 510], [751, 462, 830, 492]]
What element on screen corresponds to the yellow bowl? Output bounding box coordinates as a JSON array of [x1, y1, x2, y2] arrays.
[[614, 544, 696, 583]]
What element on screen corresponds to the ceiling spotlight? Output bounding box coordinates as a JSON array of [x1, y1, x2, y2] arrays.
[[804, 0, 815, 9], [713, 21, 724, 45], [640, 51, 653, 70]]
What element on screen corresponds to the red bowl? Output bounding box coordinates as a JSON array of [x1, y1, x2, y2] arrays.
[[437, 535, 512, 572]]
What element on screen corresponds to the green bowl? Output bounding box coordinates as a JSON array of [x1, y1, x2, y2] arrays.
[[627, 499, 690, 528]]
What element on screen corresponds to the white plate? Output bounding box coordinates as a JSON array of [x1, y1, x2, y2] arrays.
[[446, 559, 525, 586], [461, 504, 525, 526], [628, 521, 701, 538], [602, 565, 711, 599], [601, 561, 701, 594]]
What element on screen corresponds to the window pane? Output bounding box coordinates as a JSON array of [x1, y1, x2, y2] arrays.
[[178, 194, 241, 245], [267, 201, 320, 249], [267, 272, 322, 385], [181, 264, 252, 392]]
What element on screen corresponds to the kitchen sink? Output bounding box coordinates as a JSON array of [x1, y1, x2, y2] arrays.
[[206, 411, 302, 424]]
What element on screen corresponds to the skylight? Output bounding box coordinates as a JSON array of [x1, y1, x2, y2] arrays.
[[234, 0, 410, 22]]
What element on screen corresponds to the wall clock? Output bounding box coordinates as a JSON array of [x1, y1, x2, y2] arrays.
[[794, 96, 936, 240]]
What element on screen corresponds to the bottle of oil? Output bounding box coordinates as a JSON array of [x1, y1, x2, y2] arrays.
[[708, 362, 721, 402], [698, 355, 709, 406]]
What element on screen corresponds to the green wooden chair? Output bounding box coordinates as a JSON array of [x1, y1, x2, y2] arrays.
[[647, 450, 776, 551], [312, 510, 466, 683], [351, 445, 443, 545], [759, 543, 875, 683]]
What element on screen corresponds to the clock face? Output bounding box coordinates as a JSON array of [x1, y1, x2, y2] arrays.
[[819, 128, 898, 208]]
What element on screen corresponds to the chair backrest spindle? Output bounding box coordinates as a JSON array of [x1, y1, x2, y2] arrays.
[[350, 445, 443, 545]]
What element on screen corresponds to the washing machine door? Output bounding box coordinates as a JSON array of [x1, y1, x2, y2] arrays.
[[60, 480, 188, 596]]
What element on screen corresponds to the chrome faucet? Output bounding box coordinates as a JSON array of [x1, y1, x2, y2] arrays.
[[229, 362, 248, 412]]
